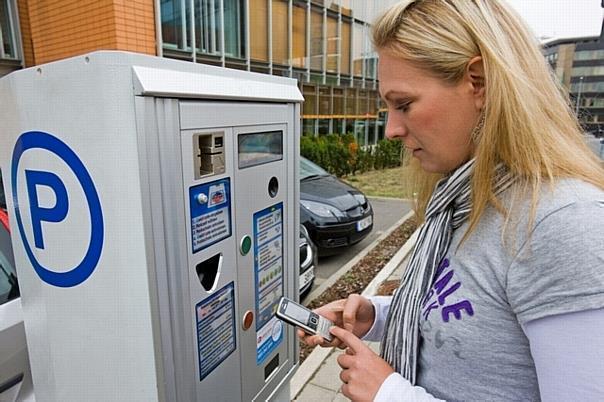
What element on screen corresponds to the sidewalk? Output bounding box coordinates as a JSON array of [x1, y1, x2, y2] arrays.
[[290, 229, 419, 401]]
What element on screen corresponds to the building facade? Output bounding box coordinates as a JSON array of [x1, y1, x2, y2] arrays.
[[1, 0, 399, 145], [544, 25, 604, 136]]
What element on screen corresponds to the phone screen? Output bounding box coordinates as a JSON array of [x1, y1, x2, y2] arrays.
[[285, 301, 311, 324]]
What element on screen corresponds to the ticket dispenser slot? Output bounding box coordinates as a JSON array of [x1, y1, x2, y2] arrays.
[[194, 132, 225, 179], [196, 253, 222, 292]]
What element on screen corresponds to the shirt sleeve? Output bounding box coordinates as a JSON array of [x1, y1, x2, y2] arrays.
[[524, 308, 604, 401], [362, 296, 392, 342], [506, 199, 604, 325], [373, 372, 446, 402]]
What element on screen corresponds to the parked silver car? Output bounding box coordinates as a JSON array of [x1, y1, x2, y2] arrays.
[[0, 172, 35, 401]]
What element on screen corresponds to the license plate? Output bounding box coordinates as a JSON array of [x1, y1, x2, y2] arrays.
[[356, 215, 372, 232], [300, 267, 314, 289]]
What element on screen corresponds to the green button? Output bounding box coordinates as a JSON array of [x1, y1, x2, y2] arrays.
[[240, 236, 252, 255]]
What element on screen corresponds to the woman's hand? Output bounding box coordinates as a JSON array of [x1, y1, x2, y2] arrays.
[[332, 326, 394, 402], [297, 294, 375, 349]]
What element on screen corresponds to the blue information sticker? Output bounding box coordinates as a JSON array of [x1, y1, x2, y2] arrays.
[[196, 282, 237, 381], [253, 203, 284, 364], [189, 178, 232, 253]]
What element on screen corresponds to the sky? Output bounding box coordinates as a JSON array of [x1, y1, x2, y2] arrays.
[[505, 0, 604, 40]]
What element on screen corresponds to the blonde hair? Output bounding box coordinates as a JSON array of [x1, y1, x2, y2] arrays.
[[373, 0, 604, 237]]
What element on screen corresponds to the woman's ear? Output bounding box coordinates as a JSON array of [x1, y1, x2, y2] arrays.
[[466, 56, 485, 110]]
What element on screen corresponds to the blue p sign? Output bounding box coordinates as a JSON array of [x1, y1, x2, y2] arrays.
[[25, 170, 69, 249], [11, 131, 104, 288]]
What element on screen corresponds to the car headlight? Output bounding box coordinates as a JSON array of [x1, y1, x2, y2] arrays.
[[300, 200, 345, 218]]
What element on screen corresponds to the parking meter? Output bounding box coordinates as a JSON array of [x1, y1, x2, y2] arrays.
[[0, 51, 303, 402]]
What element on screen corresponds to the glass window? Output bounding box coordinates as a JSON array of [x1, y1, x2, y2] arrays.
[[358, 89, 368, 115], [352, 22, 364, 77], [161, 0, 191, 50], [196, 0, 220, 54], [196, 0, 244, 57], [310, 9, 324, 71], [333, 118, 344, 135], [345, 119, 354, 135], [0, 246, 18, 306], [318, 119, 330, 135], [0, 0, 18, 59], [365, 56, 376, 79], [292, 4, 307, 67], [571, 81, 604, 93], [250, 0, 268, 61], [303, 85, 317, 115], [572, 66, 604, 77], [238, 131, 283, 168], [367, 120, 376, 145], [318, 86, 331, 115], [340, 19, 351, 75], [326, 14, 338, 73], [368, 90, 378, 115], [333, 88, 344, 115], [302, 119, 316, 136], [300, 156, 329, 178], [223, 0, 245, 57], [345, 87, 357, 115], [355, 120, 367, 146], [376, 112, 386, 141], [574, 50, 604, 61], [272, 0, 288, 65]]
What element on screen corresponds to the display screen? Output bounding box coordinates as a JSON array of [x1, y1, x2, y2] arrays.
[[285, 302, 311, 324], [238, 131, 283, 168]]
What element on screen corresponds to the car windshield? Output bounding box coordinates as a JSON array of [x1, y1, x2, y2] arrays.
[[300, 157, 329, 180]]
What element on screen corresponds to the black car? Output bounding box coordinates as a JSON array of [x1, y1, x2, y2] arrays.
[[300, 157, 374, 256]]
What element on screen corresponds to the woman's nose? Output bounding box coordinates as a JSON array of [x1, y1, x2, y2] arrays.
[[385, 115, 407, 140]]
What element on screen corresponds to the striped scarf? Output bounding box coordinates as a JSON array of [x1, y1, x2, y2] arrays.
[[380, 158, 513, 384]]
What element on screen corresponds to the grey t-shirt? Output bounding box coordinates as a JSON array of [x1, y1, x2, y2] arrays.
[[416, 179, 604, 401]]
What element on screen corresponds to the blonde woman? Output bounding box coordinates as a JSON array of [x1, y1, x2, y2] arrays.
[[299, 1, 604, 401]]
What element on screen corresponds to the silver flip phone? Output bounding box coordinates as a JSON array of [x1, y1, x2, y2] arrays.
[[276, 297, 333, 342]]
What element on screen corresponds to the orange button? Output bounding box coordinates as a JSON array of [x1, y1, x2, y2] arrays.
[[242, 311, 254, 330]]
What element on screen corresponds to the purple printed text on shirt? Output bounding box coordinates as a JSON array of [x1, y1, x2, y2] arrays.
[[421, 258, 474, 322]]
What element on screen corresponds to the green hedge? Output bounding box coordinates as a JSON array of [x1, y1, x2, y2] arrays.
[[300, 133, 403, 177]]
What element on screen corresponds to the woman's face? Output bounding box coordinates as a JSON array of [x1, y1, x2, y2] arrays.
[[378, 51, 483, 174]]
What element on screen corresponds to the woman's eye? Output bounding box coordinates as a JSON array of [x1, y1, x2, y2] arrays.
[[395, 102, 410, 112]]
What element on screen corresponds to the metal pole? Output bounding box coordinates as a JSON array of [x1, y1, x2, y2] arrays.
[[576, 76, 584, 116], [154, 0, 164, 57]]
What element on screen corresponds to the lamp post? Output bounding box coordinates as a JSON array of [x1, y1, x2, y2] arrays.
[[575, 76, 584, 117]]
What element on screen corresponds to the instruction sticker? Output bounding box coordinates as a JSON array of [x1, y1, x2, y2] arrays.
[[189, 178, 232, 253], [196, 282, 236, 381], [253, 203, 284, 364]]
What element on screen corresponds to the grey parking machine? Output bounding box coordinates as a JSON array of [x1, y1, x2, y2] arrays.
[[0, 51, 303, 401]]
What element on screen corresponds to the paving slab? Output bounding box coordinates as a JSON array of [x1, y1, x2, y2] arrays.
[[293, 383, 337, 402], [290, 217, 420, 401]]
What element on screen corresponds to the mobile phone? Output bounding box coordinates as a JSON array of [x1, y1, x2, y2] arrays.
[[276, 297, 333, 342]]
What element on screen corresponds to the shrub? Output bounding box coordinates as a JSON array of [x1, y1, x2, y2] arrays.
[[300, 133, 403, 176]]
